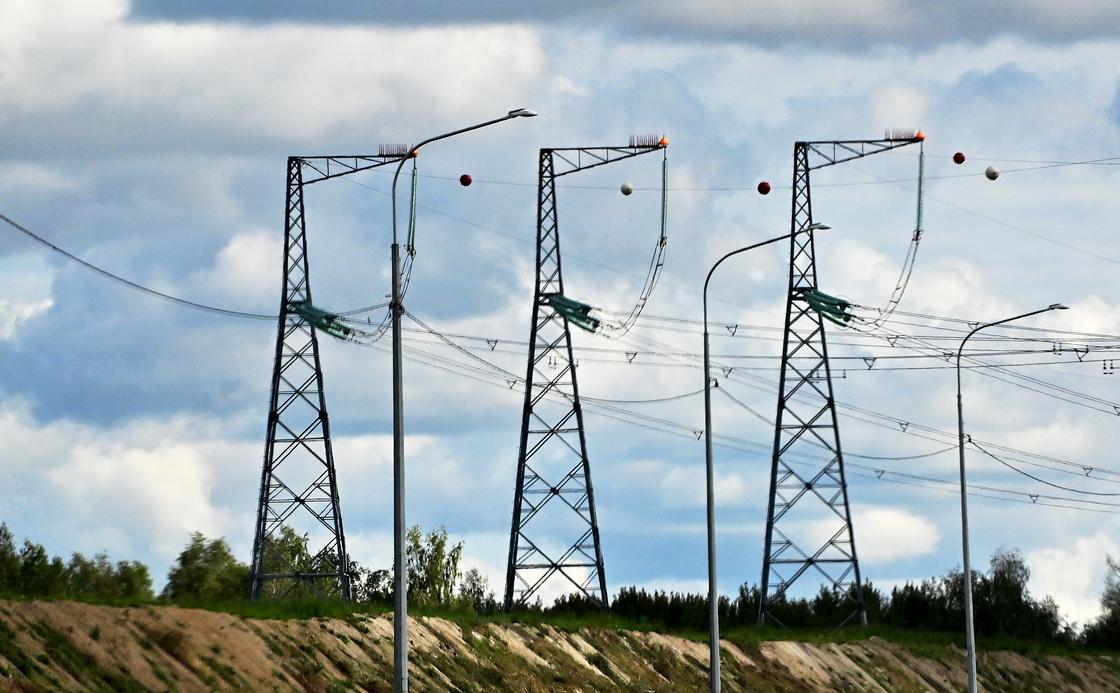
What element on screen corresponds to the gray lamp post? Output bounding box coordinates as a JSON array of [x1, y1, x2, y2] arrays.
[[388, 108, 537, 693], [701, 222, 829, 692], [955, 302, 1067, 693]]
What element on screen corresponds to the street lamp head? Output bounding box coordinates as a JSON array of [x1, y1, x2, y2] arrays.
[[1049, 303, 1069, 310], [807, 222, 831, 231], [508, 108, 538, 118]]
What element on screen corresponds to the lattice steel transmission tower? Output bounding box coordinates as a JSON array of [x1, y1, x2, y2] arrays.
[[760, 133, 924, 626], [251, 153, 406, 599], [505, 139, 667, 610]]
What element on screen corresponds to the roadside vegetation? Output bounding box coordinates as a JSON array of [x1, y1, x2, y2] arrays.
[[1, 521, 1117, 656]]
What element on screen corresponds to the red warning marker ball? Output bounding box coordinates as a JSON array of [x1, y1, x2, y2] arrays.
[[953, 152, 966, 165], [459, 174, 472, 187], [757, 181, 771, 195]]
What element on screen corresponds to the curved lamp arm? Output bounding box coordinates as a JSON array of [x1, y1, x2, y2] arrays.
[[390, 109, 538, 246]]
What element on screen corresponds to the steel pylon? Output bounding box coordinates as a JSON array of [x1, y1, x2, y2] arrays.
[[250, 153, 404, 599], [759, 135, 923, 627], [504, 141, 666, 610]]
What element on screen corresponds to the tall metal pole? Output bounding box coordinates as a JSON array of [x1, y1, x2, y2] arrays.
[[955, 302, 1066, 693], [702, 233, 793, 693], [388, 109, 536, 693]]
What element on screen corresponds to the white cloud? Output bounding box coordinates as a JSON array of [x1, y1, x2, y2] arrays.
[[0, 163, 85, 196], [853, 506, 940, 564], [659, 464, 750, 508], [0, 401, 265, 582], [796, 506, 940, 566], [47, 440, 227, 554], [1027, 533, 1120, 626], [0, 0, 547, 151], [871, 84, 929, 130], [0, 297, 51, 340], [193, 229, 281, 307]]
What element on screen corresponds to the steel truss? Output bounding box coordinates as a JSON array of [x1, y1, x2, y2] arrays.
[[760, 136, 922, 626], [250, 154, 403, 599], [504, 143, 665, 610]]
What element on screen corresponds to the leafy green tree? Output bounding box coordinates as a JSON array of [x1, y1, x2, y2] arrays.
[[257, 525, 344, 599], [1084, 555, 1120, 648], [1105, 555, 1120, 615], [0, 524, 19, 595], [458, 568, 498, 613], [350, 526, 466, 608], [260, 526, 315, 575], [67, 552, 153, 601], [352, 567, 392, 604], [114, 560, 154, 601], [18, 540, 67, 597], [0, 524, 153, 601], [67, 552, 117, 599], [880, 548, 1068, 642], [406, 526, 462, 607], [974, 548, 1065, 641], [162, 533, 249, 601]]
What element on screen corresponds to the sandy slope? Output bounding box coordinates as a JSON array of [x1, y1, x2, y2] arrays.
[[0, 600, 1117, 691]]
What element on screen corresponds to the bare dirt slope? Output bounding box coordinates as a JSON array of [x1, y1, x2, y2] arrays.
[[0, 600, 1117, 691]]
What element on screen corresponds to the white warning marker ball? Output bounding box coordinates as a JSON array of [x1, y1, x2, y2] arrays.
[[620, 182, 634, 196], [985, 165, 1000, 181]]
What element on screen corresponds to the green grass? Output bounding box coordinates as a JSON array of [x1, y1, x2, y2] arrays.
[[408, 602, 711, 641], [167, 595, 391, 621], [25, 622, 146, 691], [720, 622, 1113, 661], [201, 654, 241, 687]]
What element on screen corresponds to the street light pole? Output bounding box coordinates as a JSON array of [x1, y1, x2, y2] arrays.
[[955, 302, 1067, 693], [388, 108, 537, 693], [701, 223, 828, 693]]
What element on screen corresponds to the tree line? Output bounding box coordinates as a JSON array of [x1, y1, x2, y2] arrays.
[[546, 548, 1119, 648], [0, 522, 489, 611], [0, 524, 152, 602], [0, 522, 1116, 649]]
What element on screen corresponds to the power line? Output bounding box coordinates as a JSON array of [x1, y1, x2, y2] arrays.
[[356, 326, 1120, 515], [1, 212, 276, 321], [0, 211, 393, 324], [384, 318, 1119, 367], [593, 312, 1120, 477], [844, 469, 1120, 516], [842, 158, 1120, 266], [614, 322, 1120, 480], [969, 440, 1120, 497], [394, 314, 1120, 488], [853, 320, 1120, 417]]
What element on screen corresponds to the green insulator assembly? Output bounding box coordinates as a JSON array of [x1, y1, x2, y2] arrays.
[[801, 289, 854, 327], [290, 301, 354, 340], [544, 294, 601, 333]]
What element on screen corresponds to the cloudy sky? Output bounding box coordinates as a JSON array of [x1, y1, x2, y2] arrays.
[[2, 0, 1119, 627]]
